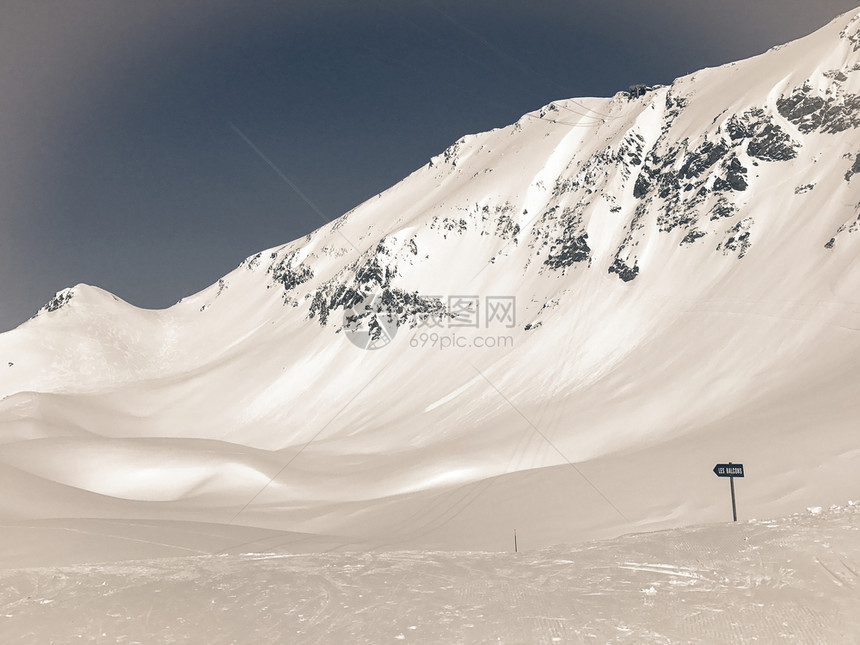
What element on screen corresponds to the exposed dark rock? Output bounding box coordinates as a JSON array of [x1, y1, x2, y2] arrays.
[[657, 207, 696, 233], [553, 148, 615, 196], [777, 84, 860, 134], [496, 213, 520, 240], [845, 155, 860, 181], [746, 122, 799, 161], [665, 92, 688, 116], [840, 22, 860, 51], [679, 140, 730, 179], [725, 114, 752, 140], [634, 137, 706, 206], [305, 233, 452, 332], [722, 109, 800, 161], [315, 283, 448, 333], [680, 230, 707, 245], [718, 218, 753, 258], [825, 213, 860, 248], [355, 255, 392, 289], [543, 219, 591, 270], [633, 173, 651, 198], [269, 255, 315, 296], [311, 283, 359, 326], [608, 257, 639, 282], [241, 252, 263, 270], [777, 85, 826, 133], [309, 291, 330, 325], [657, 170, 681, 199], [475, 202, 519, 240], [713, 157, 748, 192], [431, 217, 469, 238], [539, 103, 559, 118], [617, 131, 645, 179], [443, 140, 462, 165], [709, 198, 736, 220], [820, 94, 860, 133], [824, 69, 849, 82], [725, 231, 750, 256], [43, 289, 74, 313]]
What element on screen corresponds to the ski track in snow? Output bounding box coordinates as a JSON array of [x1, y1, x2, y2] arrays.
[[0, 505, 858, 644]]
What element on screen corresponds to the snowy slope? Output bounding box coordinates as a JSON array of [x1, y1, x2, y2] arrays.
[[1, 9, 859, 558], [1, 504, 859, 643]]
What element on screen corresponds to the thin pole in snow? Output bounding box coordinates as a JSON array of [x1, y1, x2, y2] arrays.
[[713, 461, 743, 523], [730, 471, 738, 522], [514, 529, 518, 553]]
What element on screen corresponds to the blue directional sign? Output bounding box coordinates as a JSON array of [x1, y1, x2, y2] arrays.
[[713, 463, 744, 478], [713, 462, 743, 521]]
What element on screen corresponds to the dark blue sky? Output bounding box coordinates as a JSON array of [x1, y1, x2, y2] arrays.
[[1, 0, 857, 331]]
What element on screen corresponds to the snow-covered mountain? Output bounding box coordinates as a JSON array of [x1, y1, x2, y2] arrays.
[[1, 10, 860, 560]]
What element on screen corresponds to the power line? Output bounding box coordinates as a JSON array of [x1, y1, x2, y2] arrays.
[[228, 121, 361, 255]]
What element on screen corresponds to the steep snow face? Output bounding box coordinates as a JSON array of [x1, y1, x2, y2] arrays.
[[1, 10, 859, 553]]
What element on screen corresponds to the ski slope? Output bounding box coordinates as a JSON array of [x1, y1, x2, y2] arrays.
[[1, 504, 858, 643]]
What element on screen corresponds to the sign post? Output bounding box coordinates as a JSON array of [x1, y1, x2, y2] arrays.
[[713, 462, 744, 522]]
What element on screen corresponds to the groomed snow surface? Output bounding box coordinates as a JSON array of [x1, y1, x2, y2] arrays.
[[1, 504, 858, 643]]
